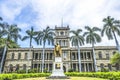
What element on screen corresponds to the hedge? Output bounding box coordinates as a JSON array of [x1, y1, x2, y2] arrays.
[[0, 72, 120, 80], [65, 72, 120, 80], [0, 73, 50, 80]]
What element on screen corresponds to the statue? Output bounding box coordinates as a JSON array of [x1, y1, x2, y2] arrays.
[[54, 43, 62, 57]]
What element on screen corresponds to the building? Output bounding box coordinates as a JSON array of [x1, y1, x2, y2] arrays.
[[3, 26, 118, 73]]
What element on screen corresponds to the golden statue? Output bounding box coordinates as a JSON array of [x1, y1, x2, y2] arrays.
[[54, 43, 62, 57]]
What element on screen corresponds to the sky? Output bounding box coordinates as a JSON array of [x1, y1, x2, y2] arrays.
[[0, 0, 120, 48]]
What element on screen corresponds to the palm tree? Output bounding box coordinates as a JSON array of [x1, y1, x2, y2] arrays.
[[0, 17, 5, 38], [22, 27, 37, 47], [3, 23, 22, 43], [102, 16, 120, 52], [0, 23, 21, 73], [83, 26, 101, 72], [36, 26, 55, 72], [22, 27, 37, 73], [70, 29, 84, 72]]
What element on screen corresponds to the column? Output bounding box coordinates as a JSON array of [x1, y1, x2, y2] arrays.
[[92, 63, 94, 71], [84, 63, 86, 72], [37, 64, 39, 70], [48, 63, 49, 72], [87, 63, 89, 72]]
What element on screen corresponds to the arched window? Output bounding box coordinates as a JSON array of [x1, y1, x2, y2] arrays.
[[98, 52, 102, 59], [9, 64, 13, 72], [11, 53, 14, 60], [18, 53, 21, 60], [23, 64, 26, 70]]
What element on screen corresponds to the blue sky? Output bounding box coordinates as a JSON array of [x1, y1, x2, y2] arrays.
[[0, 0, 120, 48]]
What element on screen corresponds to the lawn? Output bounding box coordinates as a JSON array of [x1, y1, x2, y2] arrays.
[[15, 77, 107, 80]]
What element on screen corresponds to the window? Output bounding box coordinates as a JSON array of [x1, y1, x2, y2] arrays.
[[39, 53, 41, 60], [35, 53, 38, 59], [23, 64, 26, 70], [60, 31, 64, 35], [115, 63, 119, 70], [106, 53, 109, 60], [50, 53, 52, 60], [113, 51, 116, 55], [16, 64, 19, 71], [87, 52, 91, 59], [100, 63, 104, 69], [72, 52, 75, 60], [63, 40, 65, 46], [98, 52, 102, 59], [108, 64, 112, 70], [63, 51, 67, 60], [59, 40, 61, 45], [11, 53, 14, 60], [57, 32, 59, 36], [9, 64, 13, 72], [18, 53, 21, 60], [81, 52, 83, 59], [24, 53, 28, 59]]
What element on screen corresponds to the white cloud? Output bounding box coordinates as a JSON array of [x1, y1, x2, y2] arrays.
[[0, 0, 120, 47]]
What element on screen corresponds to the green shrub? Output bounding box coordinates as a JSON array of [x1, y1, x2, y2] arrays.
[[28, 68, 39, 73], [17, 70, 26, 73], [1, 72, 120, 80], [101, 68, 109, 72]]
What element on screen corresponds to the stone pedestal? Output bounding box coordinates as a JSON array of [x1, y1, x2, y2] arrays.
[[47, 57, 69, 79]]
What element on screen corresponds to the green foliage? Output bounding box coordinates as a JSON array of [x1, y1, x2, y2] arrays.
[[100, 68, 109, 72], [28, 68, 39, 73], [65, 72, 120, 80], [1, 72, 120, 80], [17, 70, 26, 73], [0, 73, 50, 80], [0, 38, 20, 48], [111, 52, 120, 64]]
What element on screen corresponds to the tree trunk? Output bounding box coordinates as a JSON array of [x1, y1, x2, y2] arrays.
[[78, 41, 81, 72], [0, 45, 7, 73], [92, 43, 97, 72], [30, 38, 32, 47], [112, 31, 120, 52], [42, 42, 45, 73]]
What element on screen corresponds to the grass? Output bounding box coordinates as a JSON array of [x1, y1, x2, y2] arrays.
[[15, 77, 107, 80]]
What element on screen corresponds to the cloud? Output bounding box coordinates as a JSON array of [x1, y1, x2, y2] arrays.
[[0, 0, 120, 47]]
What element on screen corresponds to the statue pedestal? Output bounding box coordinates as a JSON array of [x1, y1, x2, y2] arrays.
[[47, 57, 69, 79]]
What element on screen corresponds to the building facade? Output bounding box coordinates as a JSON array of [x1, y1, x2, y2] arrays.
[[3, 26, 118, 73]]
